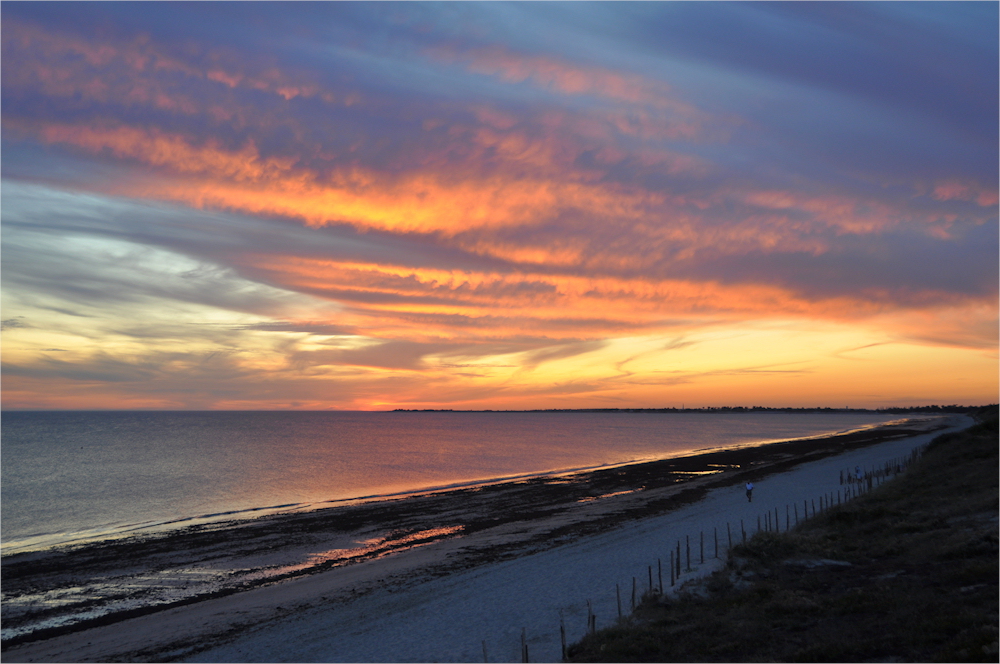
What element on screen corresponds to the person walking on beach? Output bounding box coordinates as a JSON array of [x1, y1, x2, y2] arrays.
[[745, 481, 754, 502]]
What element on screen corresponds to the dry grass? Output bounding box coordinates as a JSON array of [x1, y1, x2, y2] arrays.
[[568, 408, 999, 663]]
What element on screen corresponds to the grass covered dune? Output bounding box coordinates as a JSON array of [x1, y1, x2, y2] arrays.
[[568, 407, 999, 663]]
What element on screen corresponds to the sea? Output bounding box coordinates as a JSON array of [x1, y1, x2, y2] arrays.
[[1, 410, 909, 554]]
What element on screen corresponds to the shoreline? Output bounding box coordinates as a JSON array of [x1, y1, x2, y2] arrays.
[[0, 415, 924, 556], [1, 415, 961, 659]]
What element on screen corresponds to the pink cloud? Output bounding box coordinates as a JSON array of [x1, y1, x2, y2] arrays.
[[932, 180, 998, 207]]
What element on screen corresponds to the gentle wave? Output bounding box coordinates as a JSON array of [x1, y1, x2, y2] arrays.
[[3, 461, 656, 554]]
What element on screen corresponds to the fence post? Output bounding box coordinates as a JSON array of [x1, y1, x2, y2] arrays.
[[775, 507, 780, 532], [700, 531, 704, 564], [616, 584, 621, 618], [631, 578, 636, 610], [686, 535, 690, 571], [741, 519, 746, 543], [794, 503, 798, 524], [560, 615, 567, 660], [483, 640, 488, 663], [714, 527, 718, 559], [727, 522, 732, 550], [648, 565, 653, 593], [670, 549, 675, 586], [658, 558, 663, 593], [676, 541, 681, 578], [521, 628, 528, 663]]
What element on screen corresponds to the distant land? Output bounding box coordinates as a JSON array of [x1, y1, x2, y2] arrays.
[[391, 405, 992, 413]]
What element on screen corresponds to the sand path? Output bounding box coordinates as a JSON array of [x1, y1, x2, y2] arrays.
[[4, 416, 969, 663]]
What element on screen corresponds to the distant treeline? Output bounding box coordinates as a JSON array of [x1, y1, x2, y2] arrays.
[[391, 405, 995, 414]]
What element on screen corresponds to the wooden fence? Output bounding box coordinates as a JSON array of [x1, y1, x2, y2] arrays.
[[490, 443, 928, 662]]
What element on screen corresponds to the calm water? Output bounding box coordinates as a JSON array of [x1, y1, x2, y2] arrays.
[[1, 411, 904, 553]]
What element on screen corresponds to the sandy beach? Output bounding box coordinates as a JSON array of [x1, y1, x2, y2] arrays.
[[2, 415, 969, 663]]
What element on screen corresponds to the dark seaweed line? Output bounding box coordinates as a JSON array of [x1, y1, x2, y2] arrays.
[[0, 526, 474, 651]]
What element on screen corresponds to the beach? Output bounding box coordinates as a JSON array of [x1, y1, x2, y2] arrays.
[[2, 415, 969, 663]]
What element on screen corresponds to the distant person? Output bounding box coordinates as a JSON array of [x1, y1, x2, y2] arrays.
[[855, 466, 863, 482], [745, 481, 754, 502]]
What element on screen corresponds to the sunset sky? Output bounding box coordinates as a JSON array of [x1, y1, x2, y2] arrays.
[[2, 1, 997, 410]]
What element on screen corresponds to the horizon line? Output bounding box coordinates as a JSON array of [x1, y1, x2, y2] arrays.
[[2, 405, 994, 414]]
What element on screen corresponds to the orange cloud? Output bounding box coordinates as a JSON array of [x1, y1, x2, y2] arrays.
[[440, 109, 713, 178], [742, 189, 909, 236], [428, 44, 687, 110], [455, 239, 587, 267], [2, 17, 352, 110], [425, 43, 724, 142], [29, 121, 299, 181], [13, 113, 989, 277], [932, 180, 999, 207], [4, 18, 724, 226], [239, 256, 935, 346], [870, 306, 999, 353], [159, 174, 666, 235], [18, 119, 672, 234]]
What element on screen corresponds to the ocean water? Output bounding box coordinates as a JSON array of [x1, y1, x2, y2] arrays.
[[1, 410, 905, 553]]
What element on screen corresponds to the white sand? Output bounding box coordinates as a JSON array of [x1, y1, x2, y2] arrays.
[[5, 416, 970, 663]]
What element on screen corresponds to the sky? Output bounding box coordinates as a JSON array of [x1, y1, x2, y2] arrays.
[[1, 1, 997, 411]]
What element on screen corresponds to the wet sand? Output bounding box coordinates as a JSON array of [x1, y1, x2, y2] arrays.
[[1, 416, 960, 662]]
